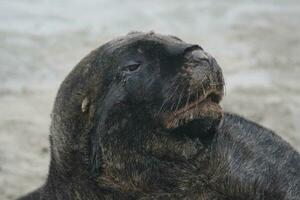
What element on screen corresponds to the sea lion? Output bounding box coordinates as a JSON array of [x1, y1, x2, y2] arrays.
[[18, 32, 300, 200]]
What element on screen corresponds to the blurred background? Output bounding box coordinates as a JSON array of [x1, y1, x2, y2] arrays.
[[0, 0, 299, 199]]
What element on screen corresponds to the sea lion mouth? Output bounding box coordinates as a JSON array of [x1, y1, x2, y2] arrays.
[[163, 87, 224, 130], [172, 91, 222, 118]]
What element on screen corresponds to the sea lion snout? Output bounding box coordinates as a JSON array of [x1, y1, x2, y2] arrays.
[[184, 48, 224, 93], [161, 45, 224, 132]]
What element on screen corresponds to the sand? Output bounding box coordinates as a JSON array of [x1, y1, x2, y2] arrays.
[[0, 0, 299, 199]]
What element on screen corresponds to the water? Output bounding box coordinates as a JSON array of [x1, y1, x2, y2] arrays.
[[0, 0, 300, 199]]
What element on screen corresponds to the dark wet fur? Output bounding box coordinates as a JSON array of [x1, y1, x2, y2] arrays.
[[18, 32, 300, 200]]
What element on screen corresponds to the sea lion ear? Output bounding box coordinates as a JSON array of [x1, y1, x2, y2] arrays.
[[81, 97, 90, 113], [49, 48, 103, 174]]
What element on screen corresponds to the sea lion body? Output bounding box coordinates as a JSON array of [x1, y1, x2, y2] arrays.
[[18, 32, 300, 200]]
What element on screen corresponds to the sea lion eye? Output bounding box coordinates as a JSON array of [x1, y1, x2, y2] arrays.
[[127, 63, 140, 71]]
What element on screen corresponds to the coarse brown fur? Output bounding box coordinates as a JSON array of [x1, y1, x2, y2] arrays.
[[18, 32, 300, 200]]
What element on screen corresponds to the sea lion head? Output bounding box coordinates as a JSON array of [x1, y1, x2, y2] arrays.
[[49, 32, 224, 195]]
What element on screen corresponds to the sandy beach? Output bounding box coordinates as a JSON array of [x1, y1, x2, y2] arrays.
[[0, 0, 299, 199]]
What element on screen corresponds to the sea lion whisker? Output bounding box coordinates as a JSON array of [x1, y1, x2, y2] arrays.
[[185, 87, 191, 110], [170, 86, 181, 111], [157, 85, 179, 115], [161, 86, 178, 112], [157, 89, 173, 115], [201, 82, 206, 97], [175, 88, 184, 112], [170, 101, 177, 111]]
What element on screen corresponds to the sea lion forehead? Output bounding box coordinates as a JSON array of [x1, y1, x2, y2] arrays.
[[125, 31, 184, 44], [127, 31, 184, 43], [102, 32, 186, 54]]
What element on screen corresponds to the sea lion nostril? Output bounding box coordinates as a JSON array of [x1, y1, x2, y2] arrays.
[[164, 44, 201, 59]]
